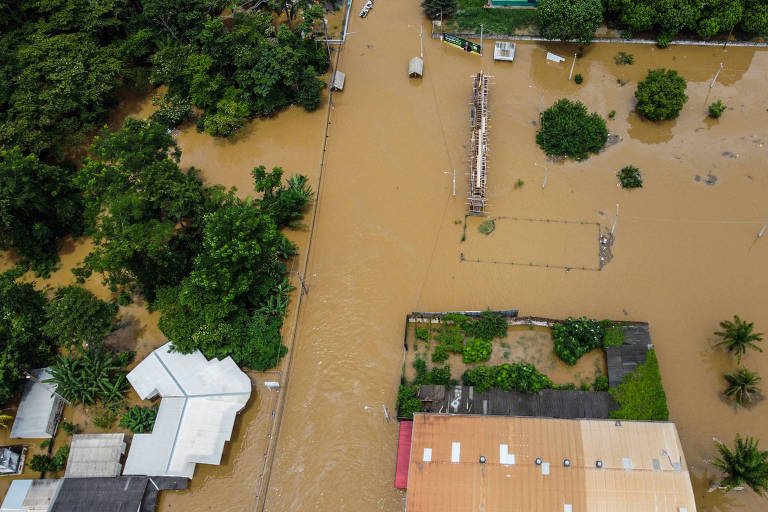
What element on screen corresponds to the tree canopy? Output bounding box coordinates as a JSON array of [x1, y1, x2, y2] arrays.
[[42, 286, 118, 349], [0, 148, 83, 275], [537, 0, 604, 45], [0, 269, 58, 404], [712, 435, 768, 494], [635, 69, 688, 121], [536, 99, 608, 161]]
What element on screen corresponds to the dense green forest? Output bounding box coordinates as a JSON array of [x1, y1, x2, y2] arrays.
[[0, 1, 323, 404]]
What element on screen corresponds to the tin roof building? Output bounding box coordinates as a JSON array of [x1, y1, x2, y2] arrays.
[[10, 368, 64, 439], [404, 414, 696, 511], [121, 343, 251, 479], [64, 434, 125, 478]]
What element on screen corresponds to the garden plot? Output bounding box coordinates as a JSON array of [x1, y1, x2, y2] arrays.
[[404, 323, 607, 388]]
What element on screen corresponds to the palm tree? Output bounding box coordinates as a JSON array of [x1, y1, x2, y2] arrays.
[[724, 368, 762, 406], [715, 315, 763, 364], [712, 435, 768, 495]]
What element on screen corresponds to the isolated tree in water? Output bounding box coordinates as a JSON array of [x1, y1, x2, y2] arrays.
[[715, 315, 763, 364], [537, 0, 604, 45], [635, 69, 688, 121], [723, 368, 761, 406], [712, 435, 768, 495]]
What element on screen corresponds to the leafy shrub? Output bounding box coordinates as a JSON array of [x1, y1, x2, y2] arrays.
[[462, 363, 552, 393], [537, 0, 603, 45], [574, 73, 583, 84], [609, 349, 669, 420], [51, 446, 69, 471], [432, 345, 449, 363], [478, 219, 495, 235], [150, 94, 193, 128], [120, 405, 158, 433], [579, 381, 591, 391], [614, 52, 634, 65], [426, 366, 454, 387], [40, 439, 51, 449], [436, 325, 464, 353], [618, 166, 643, 189], [635, 69, 688, 121], [463, 338, 492, 363], [551, 317, 607, 365], [61, 422, 79, 436], [608, 109, 616, 118], [30, 446, 69, 473], [92, 407, 119, 430], [397, 384, 422, 419], [593, 375, 610, 391], [30, 454, 53, 473], [442, 313, 468, 327], [556, 382, 576, 390], [464, 310, 507, 341], [46, 349, 130, 405], [514, 179, 524, 189], [415, 326, 430, 341], [656, 32, 673, 48], [536, 99, 608, 161], [413, 358, 427, 381], [117, 292, 133, 306], [603, 325, 626, 346], [709, 100, 727, 119]]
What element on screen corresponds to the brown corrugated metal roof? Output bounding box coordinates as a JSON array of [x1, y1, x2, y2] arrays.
[[406, 414, 696, 512]]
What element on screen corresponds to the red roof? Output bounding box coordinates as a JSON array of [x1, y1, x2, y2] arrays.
[[395, 420, 413, 488]]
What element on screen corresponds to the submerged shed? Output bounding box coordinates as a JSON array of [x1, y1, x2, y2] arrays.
[[408, 57, 423, 78], [493, 41, 515, 62], [10, 368, 64, 439], [122, 343, 251, 479], [330, 71, 345, 91]]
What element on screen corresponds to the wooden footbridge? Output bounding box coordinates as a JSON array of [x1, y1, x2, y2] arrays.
[[468, 72, 489, 214]]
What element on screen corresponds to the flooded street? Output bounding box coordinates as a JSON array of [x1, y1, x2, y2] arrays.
[[2, 0, 768, 509]]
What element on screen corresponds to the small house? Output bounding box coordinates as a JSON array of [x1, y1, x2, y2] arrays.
[[408, 57, 424, 78], [330, 71, 345, 91], [10, 368, 64, 439], [0, 445, 26, 475]]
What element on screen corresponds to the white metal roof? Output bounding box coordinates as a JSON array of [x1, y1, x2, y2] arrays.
[[10, 368, 63, 439], [409, 57, 423, 77], [122, 343, 251, 479], [64, 433, 125, 478], [1, 479, 61, 512], [493, 41, 515, 62], [330, 71, 345, 91]]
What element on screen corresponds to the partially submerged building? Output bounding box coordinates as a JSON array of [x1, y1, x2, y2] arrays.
[[400, 414, 696, 511], [10, 368, 64, 439], [122, 343, 251, 479], [0, 445, 26, 475]]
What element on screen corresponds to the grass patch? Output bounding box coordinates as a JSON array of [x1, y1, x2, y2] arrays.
[[449, 8, 538, 35], [478, 219, 496, 235], [609, 349, 669, 420]]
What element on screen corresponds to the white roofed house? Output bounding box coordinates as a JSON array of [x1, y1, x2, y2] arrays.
[[121, 343, 252, 479], [10, 368, 65, 439]]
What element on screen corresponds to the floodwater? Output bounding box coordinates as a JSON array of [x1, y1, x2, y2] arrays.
[[2, 0, 768, 510]]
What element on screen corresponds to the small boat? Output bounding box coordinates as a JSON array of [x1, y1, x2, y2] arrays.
[[359, 0, 373, 17]]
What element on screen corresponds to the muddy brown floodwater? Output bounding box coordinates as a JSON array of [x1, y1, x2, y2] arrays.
[[2, 0, 768, 510]]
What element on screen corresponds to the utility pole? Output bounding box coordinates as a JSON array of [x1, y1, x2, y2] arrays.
[[611, 203, 620, 235], [479, 24, 483, 56], [420, 24, 423, 58], [541, 166, 549, 189], [322, 19, 331, 62], [295, 271, 309, 296], [710, 62, 723, 88], [568, 53, 577, 81], [758, 221, 768, 239]]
